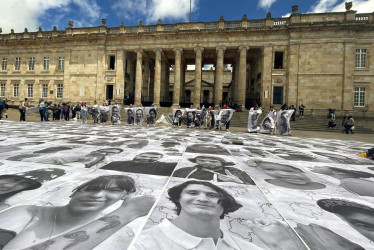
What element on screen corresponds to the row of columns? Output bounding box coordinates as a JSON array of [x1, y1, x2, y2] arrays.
[[133, 46, 248, 109]]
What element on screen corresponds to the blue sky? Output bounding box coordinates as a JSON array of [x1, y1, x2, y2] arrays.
[[0, 0, 373, 33]]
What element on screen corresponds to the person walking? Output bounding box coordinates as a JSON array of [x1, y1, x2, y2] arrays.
[[81, 101, 88, 124], [38, 99, 46, 122], [345, 115, 355, 134]]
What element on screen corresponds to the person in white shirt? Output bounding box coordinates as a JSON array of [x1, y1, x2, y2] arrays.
[[133, 180, 263, 250]]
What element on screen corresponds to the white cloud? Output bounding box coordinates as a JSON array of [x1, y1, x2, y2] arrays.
[[309, 0, 374, 13], [258, 0, 277, 10], [112, 0, 198, 24], [0, 0, 102, 33]]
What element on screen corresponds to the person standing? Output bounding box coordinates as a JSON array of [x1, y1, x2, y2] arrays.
[[80, 101, 88, 124], [38, 99, 46, 122], [298, 103, 305, 118], [19, 98, 29, 122], [345, 115, 355, 134]]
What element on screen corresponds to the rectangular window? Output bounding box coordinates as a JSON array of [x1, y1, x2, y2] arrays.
[[28, 57, 35, 70], [273, 86, 283, 105], [109, 55, 115, 70], [58, 56, 65, 70], [2, 58, 8, 71], [354, 87, 365, 107], [57, 84, 63, 98], [42, 84, 48, 98], [27, 84, 33, 98], [0, 83, 5, 97], [13, 84, 19, 97], [15, 57, 21, 71], [355, 49, 367, 68], [43, 57, 50, 70], [274, 52, 284, 69]]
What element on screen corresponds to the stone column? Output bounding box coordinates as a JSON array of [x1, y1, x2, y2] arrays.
[[115, 49, 124, 100], [134, 49, 143, 106], [165, 63, 170, 101], [193, 47, 204, 107], [214, 46, 226, 109], [238, 46, 248, 108], [288, 42, 299, 106], [262, 46, 273, 108], [172, 48, 182, 107], [160, 60, 167, 102], [153, 48, 162, 106], [342, 41, 355, 110], [142, 60, 150, 99]]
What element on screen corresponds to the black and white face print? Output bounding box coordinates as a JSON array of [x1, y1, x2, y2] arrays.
[[0, 120, 373, 249], [248, 109, 263, 132], [145, 107, 158, 125]]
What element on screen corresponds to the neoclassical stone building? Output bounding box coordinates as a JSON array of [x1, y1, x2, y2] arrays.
[[0, 4, 373, 113]]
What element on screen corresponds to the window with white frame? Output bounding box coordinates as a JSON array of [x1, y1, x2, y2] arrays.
[[42, 83, 48, 98], [43, 57, 50, 70], [0, 83, 5, 97], [58, 56, 65, 70], [355, 49, 367, 68], [354, 87, 365, 107], [15, 57, 21, 71], [28, 57, 35, 70], [13, 84, 19, 97], [57, 84, 63, 98], [2, 58, 8, 71], [27, 84, 33, 98]]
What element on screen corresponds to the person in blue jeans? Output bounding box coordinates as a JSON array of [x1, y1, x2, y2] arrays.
[[38, 99, 46, 121]]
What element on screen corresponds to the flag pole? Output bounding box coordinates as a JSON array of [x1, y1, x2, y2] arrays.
[[189, 0, 192, 22]]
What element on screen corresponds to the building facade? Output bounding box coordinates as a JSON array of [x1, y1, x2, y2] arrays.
[[0, 4, 373, 113]]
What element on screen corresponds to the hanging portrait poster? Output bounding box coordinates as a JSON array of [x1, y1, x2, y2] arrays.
[[194, 109, 203, 127], [260, 115, 275, 134], [145, 107, 158, 125], [185, 108, 197, 128], [99, 105, 110, 123], [125, 108, 135, 125], [248, 109, 263, 133], [110, 105, 121, 124], [134, 107, 145, 126], [218, 109, 234, 128], [277, 110, 294, 135], [172, 109, 185, 125]]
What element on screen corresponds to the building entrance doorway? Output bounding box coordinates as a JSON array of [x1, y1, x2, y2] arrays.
[[106, 85, 114, 100]]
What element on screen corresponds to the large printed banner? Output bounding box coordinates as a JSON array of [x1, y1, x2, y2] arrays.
[[217, 109, 234, 128], [277, 109, 294, 135], [248, 109, 262, 133], [260, 115, 275, 134], [145, 107, 158, 125], [172, 109, 185, 125], [0, 120, 373, 249]]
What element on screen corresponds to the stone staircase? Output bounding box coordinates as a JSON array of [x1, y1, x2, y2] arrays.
[[228, 110, 374, 134]]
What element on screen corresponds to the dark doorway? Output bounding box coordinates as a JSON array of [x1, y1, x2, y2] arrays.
[[274, 52, 284, 69], [273, 86, 283, 105], [106, 85, 114, 100]]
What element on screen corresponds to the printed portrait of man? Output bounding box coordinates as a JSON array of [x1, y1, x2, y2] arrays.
[[173, 156, 255, 185], [0, 175, 155, 249], [111, 105, 121, 124], [126, 108, 135, 125], [135, 108, 144, 125], [317, 199, 374, 242], [133, 180, 262, 249], [101, 152, 177, 176], [254, 161, 326, 190]]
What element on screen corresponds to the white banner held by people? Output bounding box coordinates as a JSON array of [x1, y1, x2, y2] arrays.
[[110, 105, 121, 124], [247, 109, 262, 133], [145, 107, 158, 125], [125, 108, 134, 125], [277, 109, 294, 135], [172, 109, 185, 126], [260, 115, 275, 134], [185, 108, 197, 128], [134, 107, 145, 126], [218, 109, 234, 128]]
